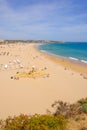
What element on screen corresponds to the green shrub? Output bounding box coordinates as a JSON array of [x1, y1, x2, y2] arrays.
[[51, 99, 87, 118], [82, 103, 87, 113], [0, 114, 67, 130], [78, 98, 87, 105], [51, 101, 71, 118]]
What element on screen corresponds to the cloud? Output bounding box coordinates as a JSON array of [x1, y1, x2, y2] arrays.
[[0, 0, 87, 41]]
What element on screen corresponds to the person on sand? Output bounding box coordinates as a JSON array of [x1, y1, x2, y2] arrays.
[[4, 64, 8, 69]]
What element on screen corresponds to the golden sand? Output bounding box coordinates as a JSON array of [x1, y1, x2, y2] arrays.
[[0, 43, 87, 119]]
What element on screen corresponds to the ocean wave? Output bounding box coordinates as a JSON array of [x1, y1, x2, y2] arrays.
[[69, 57, 87, 64], [41, 50, 47, 53], [81, 60, 87, 64], [69, 57, 78, 61]]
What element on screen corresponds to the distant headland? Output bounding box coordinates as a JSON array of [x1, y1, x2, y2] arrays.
[[0, 40, 64, 44]]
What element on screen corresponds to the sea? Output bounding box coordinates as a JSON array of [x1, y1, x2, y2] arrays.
[[38, 42, 87, 64]]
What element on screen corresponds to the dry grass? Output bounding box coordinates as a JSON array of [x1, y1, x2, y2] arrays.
[[66, 114, 87, 130]]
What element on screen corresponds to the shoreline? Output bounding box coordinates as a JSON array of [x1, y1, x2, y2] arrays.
[[35, 43, 87, 75]]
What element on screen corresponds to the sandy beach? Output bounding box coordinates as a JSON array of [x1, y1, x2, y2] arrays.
[[0, 43, 87, 119]]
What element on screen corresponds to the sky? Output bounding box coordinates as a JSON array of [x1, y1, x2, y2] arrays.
[[0, 0, 87, 41]]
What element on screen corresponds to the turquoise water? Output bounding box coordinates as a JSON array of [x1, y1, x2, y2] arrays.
[[38, 42, 87, 64]]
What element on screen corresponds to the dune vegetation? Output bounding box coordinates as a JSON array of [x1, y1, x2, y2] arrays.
[[0, 98, 87, 130]]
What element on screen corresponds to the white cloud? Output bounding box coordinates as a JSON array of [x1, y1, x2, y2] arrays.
[[0, 0, 87, 41]]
